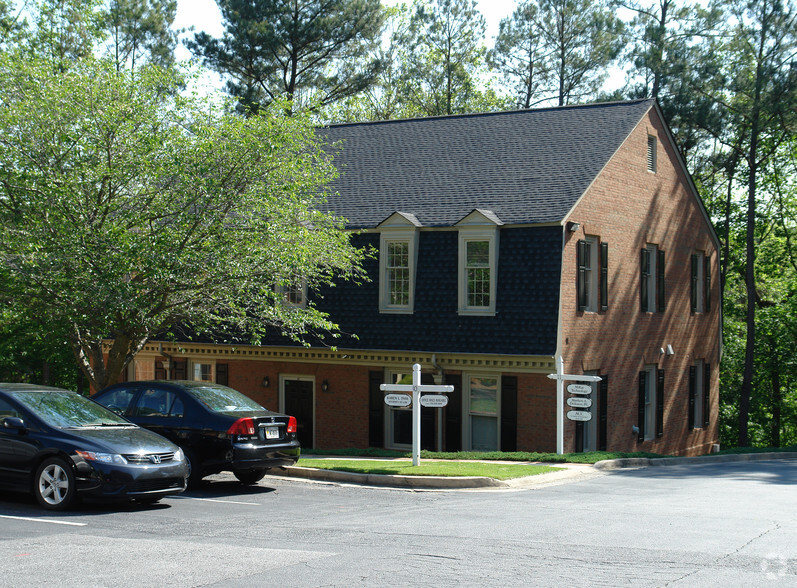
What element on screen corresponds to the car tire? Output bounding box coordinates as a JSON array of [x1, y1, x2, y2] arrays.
[[183, 448, 204, 489], [234, 469, 268, 485], [34, 457, 77, 511]]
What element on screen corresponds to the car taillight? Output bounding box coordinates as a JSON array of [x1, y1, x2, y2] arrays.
[[287, 416, 297, 434], [227, 417, 256, 436]]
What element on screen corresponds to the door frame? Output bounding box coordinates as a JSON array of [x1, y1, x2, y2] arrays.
[[279, 374, 315, 449]]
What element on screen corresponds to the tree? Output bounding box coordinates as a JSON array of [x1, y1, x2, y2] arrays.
[[690, 0, 797, 446], [535, 0, 625, 106], [397, 0, 502, 116], [0, 56, 368, 391], [187, 0, 385, 114], [489, 1, 550, 109], [24, 0, 105, 70], [102, 0, 179, 71]]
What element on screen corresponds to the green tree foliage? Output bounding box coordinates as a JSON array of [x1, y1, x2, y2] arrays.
[[396, 0, 506, 116], [23, 0, 105, 70], [535, 0, 624, 106], [489, 1, 549, 109], [691, 0, 797, 446], [0, 56, 367, 391], [187, 0, 385, 114], [102, 0, 179, 71]]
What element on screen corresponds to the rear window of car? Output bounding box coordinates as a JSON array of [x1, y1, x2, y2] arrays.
[[10, 390, 132, 428], [185, 384, 266, 413]]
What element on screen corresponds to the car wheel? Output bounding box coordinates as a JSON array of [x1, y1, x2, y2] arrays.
[[34, 457, 77, 511], [183, 448, 204, 489], [234, 469, 268, 485]]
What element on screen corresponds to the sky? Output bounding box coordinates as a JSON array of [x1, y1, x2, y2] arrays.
[[173, 0, 520, 59]]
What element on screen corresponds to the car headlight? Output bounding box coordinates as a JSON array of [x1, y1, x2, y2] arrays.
[[173, 448, 184, 463], [75, 450, 127, 464]]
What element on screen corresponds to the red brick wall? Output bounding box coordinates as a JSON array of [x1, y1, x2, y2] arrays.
[[559, 107, 721, 456]]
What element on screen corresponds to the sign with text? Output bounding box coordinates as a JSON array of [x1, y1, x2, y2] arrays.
[[384, 393, 411, 408], [567, 410, 592, 422], [419, 394, 449, 408], [567, 396, 592, 409], [567, 384, 593, 395]]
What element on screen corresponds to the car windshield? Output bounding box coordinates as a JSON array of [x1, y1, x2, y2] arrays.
[[10, 390, 132, 429], [186, 384, 266, 413]]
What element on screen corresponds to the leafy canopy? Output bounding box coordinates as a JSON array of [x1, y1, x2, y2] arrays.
[[0, 55, 366, 390]]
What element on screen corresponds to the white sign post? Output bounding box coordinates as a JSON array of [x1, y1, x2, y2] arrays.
[[380, 363, 454, 466], [548, 356, 602, 455]]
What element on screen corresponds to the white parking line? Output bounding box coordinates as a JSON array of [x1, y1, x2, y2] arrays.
[[171, 496, 259, 506], [0, 514, 87, 527]]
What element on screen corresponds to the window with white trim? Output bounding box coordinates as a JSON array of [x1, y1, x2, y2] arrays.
[[379, 230, 418, 313], [465, 374, 500, 451], [641, 244, 665, 312], [691, 251, 711, 313], [458, 230, 498, 315], [577, 237, 608, 312]]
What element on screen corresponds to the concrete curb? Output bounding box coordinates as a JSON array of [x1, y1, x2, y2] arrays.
[[275, 465, 508, 489], [594, 451, 797, 470]]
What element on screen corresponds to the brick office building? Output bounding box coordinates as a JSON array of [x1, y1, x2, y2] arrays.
[[127, 99, 721, 456]]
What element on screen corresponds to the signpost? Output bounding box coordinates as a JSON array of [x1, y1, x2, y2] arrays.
[[566, 396, 592, 409], [548, 356, 602, 455], [381, 363, 453, 466], [384, 394, 412, 407]]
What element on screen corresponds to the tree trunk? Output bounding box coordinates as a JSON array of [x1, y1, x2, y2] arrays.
[[771, 367, 781, 447]]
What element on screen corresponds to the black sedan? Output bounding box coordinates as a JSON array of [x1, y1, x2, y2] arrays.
[[0, 383, 187, 510], [93, 381, 300, 487]]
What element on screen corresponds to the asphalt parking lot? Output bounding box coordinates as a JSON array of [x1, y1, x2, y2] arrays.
[[1, 456, 796, 587]]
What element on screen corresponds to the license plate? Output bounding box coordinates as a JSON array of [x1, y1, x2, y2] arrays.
[[265, 427, 279, 439]]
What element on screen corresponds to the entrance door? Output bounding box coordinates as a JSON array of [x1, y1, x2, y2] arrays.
[[283, 379, 314, 449]]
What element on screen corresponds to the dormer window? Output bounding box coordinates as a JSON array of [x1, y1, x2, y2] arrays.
[[457, 209, 501, 316], [378, 212, 421, 314]]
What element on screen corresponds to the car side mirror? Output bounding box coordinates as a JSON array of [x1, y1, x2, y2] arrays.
[[2, 416, 26, 432]]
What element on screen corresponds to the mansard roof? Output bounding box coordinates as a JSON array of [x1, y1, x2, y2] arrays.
[[318, 99, 656, 229]]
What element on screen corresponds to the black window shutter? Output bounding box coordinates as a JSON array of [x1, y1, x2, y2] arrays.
[[368, 371, 385, 448], [444, 374, 462, 452], [577, 240, 587, 311], [600, 242, 608, 311], [703, 364, 711, 428], [172, 359, 187, 380], [705, 254, 711, 313], [598, 375, 608, 451], [638, 372, 646, 442], [656, 369, 665, 438], [690, 254, 698, 312], [640, 249, 650, 311], [501, 375, 518, 452], [657, 249, 666, 312], [688, 365, 696, 430], [216, 363, 228, 386]]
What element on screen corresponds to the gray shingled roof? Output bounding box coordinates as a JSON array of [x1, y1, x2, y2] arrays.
[[318, 99, 655, 229]]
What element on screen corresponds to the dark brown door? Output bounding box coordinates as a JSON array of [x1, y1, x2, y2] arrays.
[[284, 379, 314, 449]]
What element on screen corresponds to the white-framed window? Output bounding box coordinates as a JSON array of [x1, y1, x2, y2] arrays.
[[277, 276, 307, 308], [691, 251, 711, 313], [577, 236, 608, 312], [464, 374, 500, 451], [192, 362, 213, 382], [384, 370, 414, 450], [458, 230, 498, 315], [647, 135, 657, 173], [641, 244, 665, 312], [378, 215, 419, 314], [642, 366, 656, 441]]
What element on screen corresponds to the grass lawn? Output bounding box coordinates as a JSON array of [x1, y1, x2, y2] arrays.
[[296, 458, 563, 480]]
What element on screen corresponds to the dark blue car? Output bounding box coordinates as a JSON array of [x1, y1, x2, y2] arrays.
[[0, 383, 187, 510], [93, 381, 300, 487]]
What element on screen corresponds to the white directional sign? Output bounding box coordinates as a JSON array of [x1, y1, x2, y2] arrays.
[[384, 393, 411, 407], [567, 410, 592, 422], [420, 394, 449, 408], [567, 384, 593, 395], [380, 364, 454, 466], [567, 396, 592, 409]]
